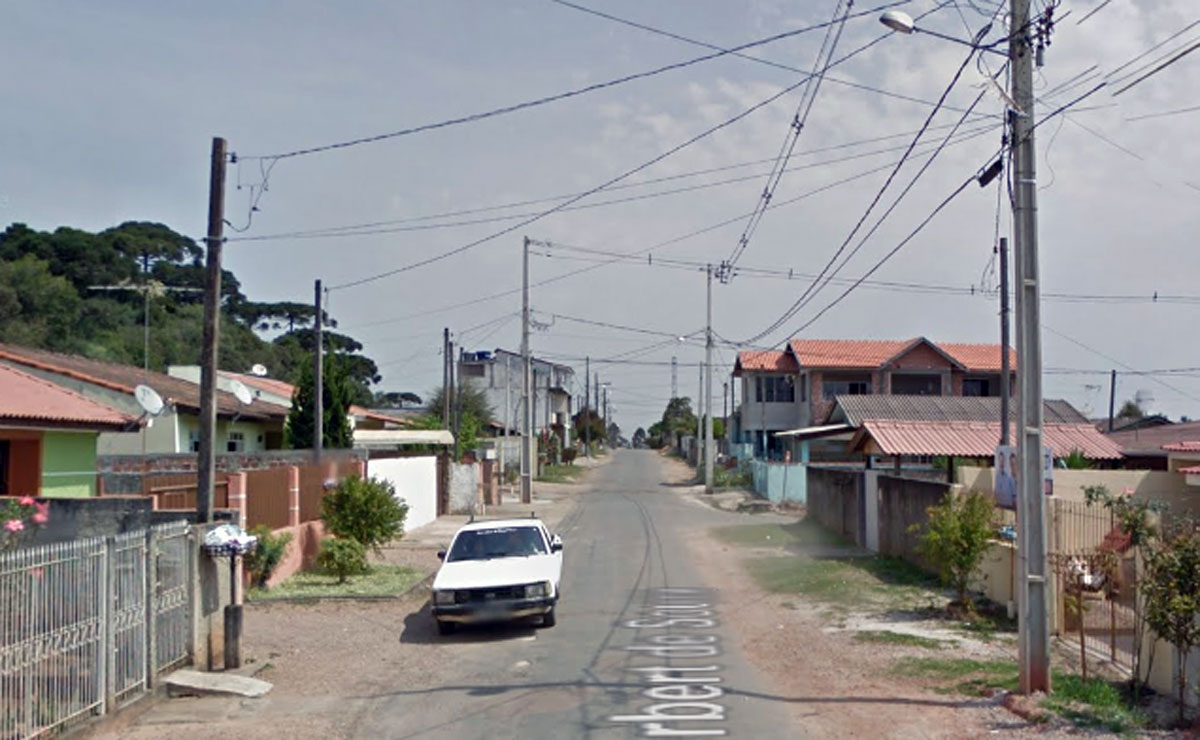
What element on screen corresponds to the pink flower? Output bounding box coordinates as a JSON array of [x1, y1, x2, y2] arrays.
[[34, 502, 48, 516], [31, 512, 48, 525], [4, 519, 24, 533], [18, 496, 34, 507]]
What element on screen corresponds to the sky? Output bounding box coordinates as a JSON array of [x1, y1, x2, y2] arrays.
[[2, 0, 1198, 433]]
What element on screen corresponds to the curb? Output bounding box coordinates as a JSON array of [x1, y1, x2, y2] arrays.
[[246, 570, 436, 606]]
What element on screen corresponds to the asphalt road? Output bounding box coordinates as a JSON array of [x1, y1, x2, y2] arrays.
[[356, 450, 794, 739]]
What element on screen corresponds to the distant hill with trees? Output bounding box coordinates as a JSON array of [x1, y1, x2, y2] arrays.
[[0, 220, 382, 404]]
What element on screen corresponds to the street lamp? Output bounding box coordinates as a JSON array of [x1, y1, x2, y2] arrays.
[[879, 10, 1007, 54], [881, 0, 1050, 694]]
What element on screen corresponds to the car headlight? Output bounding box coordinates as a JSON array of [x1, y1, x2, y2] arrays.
[[433, 590, 456, 605], [524, 581, 551, 599]]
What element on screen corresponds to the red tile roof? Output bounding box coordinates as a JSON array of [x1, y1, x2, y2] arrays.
[[0, 363, 136, 430], [734, 350, 798, 374], [0, 344, 287, 420], [1178, 465, 1200, 474], [1164, 441, 1200, 452], [938, 343, 1017, 372], [856, 420, 1122, 459]]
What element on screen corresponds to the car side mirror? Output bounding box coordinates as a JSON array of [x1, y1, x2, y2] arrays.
[[550, 535, 563, 553], [437, 550, 446, 560]]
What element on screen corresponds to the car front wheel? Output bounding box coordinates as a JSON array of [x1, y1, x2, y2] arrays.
[[540, 607, 556, 628], [436, 619, 456, 635]]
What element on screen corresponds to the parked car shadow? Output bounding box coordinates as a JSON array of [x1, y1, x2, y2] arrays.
[[400, 601, 541, 644]]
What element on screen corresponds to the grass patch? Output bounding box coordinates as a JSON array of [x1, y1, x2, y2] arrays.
[[536, 464, 585, 483], [711, 520, 847, 549], [746, 551, 938, 611], [1042, 673, 1148, 734], [854, 630, 949, 649], [893, 656, 1020, 694], [893, 658, 1149, 732], [249, 564, 424, 601]]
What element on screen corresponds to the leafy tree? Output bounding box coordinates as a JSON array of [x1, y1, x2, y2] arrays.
[[424, 382, 493, 459], [632, 428, 647, 448], [0, 256, 82, 349], [372, 391, 422, 408], [573, 408, 605, 447], [1118, 399, 1144, 419], [285, 354, 355, 449], [1142, 523, 1200, 724], [317, 538, 367, 584], [912, 490, 995, 612], [320, 475, 408, 555], [657, 397, 698, 443]]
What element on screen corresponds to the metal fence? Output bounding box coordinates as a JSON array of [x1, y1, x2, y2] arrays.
[[0, 521, 193, 738]]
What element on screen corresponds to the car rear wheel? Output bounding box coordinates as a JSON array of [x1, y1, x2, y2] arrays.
[[540, 607, 556, 628], [436, 619, 456, 635]]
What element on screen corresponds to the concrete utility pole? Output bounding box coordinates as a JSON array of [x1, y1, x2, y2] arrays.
[[314, 279, 324, 463], [671, 356, 678, 399], [602, 384, 610, 443], [197, 136, 226, 524], [451, 343, 461, 461], [704, 264, 714, 494], [442, 328, 451, 428], [999, 237, 1010, 447], [696, 363, 703, 445], [584, 356, 591, 457], [521, 237, 533, 504], [1010, 0, 1051, 694], [1107, 370, 1117, 432]]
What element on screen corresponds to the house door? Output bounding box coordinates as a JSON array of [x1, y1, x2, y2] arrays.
[[0, 435, 42, 497], [0, 440, 8, 496]]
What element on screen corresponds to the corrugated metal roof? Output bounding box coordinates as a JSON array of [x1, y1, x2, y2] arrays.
[[734, 350, 798, 375], [857, 420, 1123, 459], [0, 344, 288, 420], [0, 363, 136, 430], [938, 343, 1017, 372], [833, 395, 1089, 426]]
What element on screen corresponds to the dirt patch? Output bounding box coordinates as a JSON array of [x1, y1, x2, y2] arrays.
[[686, 524, 1064, 738]]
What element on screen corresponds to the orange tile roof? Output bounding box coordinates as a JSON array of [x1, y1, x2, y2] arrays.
[[938, 343, 1017, 372], [788, 339, 914, 368], [1164, 441, 1200, 452], [735, 350, 797, 374], [0, 363, 136, 430]]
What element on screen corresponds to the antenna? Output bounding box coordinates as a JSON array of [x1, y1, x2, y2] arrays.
[[228, 379, 253, 406], [134, 385, 165, 417]]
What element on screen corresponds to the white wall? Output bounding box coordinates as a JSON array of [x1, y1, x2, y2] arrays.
[[368, 456, 439, 532]]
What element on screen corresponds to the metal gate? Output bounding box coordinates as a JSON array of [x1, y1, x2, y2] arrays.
[[0, 521, 193, 738]]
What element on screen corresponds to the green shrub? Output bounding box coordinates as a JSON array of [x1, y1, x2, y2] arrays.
[[317, 538, 367, 584], [321, 475, 408, 554], [246, 525, 293, 589], [912, 489, 995, 612]]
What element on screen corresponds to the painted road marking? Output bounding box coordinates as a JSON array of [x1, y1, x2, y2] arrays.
[[609, 587, 727, 737]]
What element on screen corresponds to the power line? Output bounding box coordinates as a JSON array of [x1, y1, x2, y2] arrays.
[[226, 121, 998, 243], [244, 1, 910, 161], [1125, 103, 1200, 123], [742, 40, 990, 345], [325, 17, 938, 292], [722, 0, 853, 279], [548, 0, 996, 123], [1042, 323, 1200, 404], [1113, 39, 1200, 97]]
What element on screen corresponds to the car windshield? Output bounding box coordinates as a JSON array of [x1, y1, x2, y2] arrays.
[[446, 526, 547, 562]]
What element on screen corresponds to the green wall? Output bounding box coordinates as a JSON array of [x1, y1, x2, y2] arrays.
[[41, 431, 99, 497]]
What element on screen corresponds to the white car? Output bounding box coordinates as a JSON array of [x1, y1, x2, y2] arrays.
[[430, 516, 563, 635]]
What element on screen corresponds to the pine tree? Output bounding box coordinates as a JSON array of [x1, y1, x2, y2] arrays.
[[285, 354, 354, 449]]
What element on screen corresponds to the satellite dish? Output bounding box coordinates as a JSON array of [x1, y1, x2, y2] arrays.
[[229, 379, 253, 406], [249, 364, 269, 377], [134, 385, 165, 417]]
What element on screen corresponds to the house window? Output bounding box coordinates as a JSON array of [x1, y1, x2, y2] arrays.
[[226, 431, 245, 453], [962, 378, 995, 397], [892, 374, 942, 396], [190, 432, 200, 453], [755, 375, 795, 403], [823, 377, 872, 397]]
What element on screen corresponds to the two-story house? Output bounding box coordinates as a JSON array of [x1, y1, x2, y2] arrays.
[[457, 349, 575, 443], [733, 337, 1015, 459]]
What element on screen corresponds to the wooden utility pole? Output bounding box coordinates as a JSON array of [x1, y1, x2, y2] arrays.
[[705, 264, 714, 493], [442, 328, 451, 427], [999, 237, 1011, 446], [197, 137, 227, 524], [314, 279, 323, 463], [584, 356, 591, 457]]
